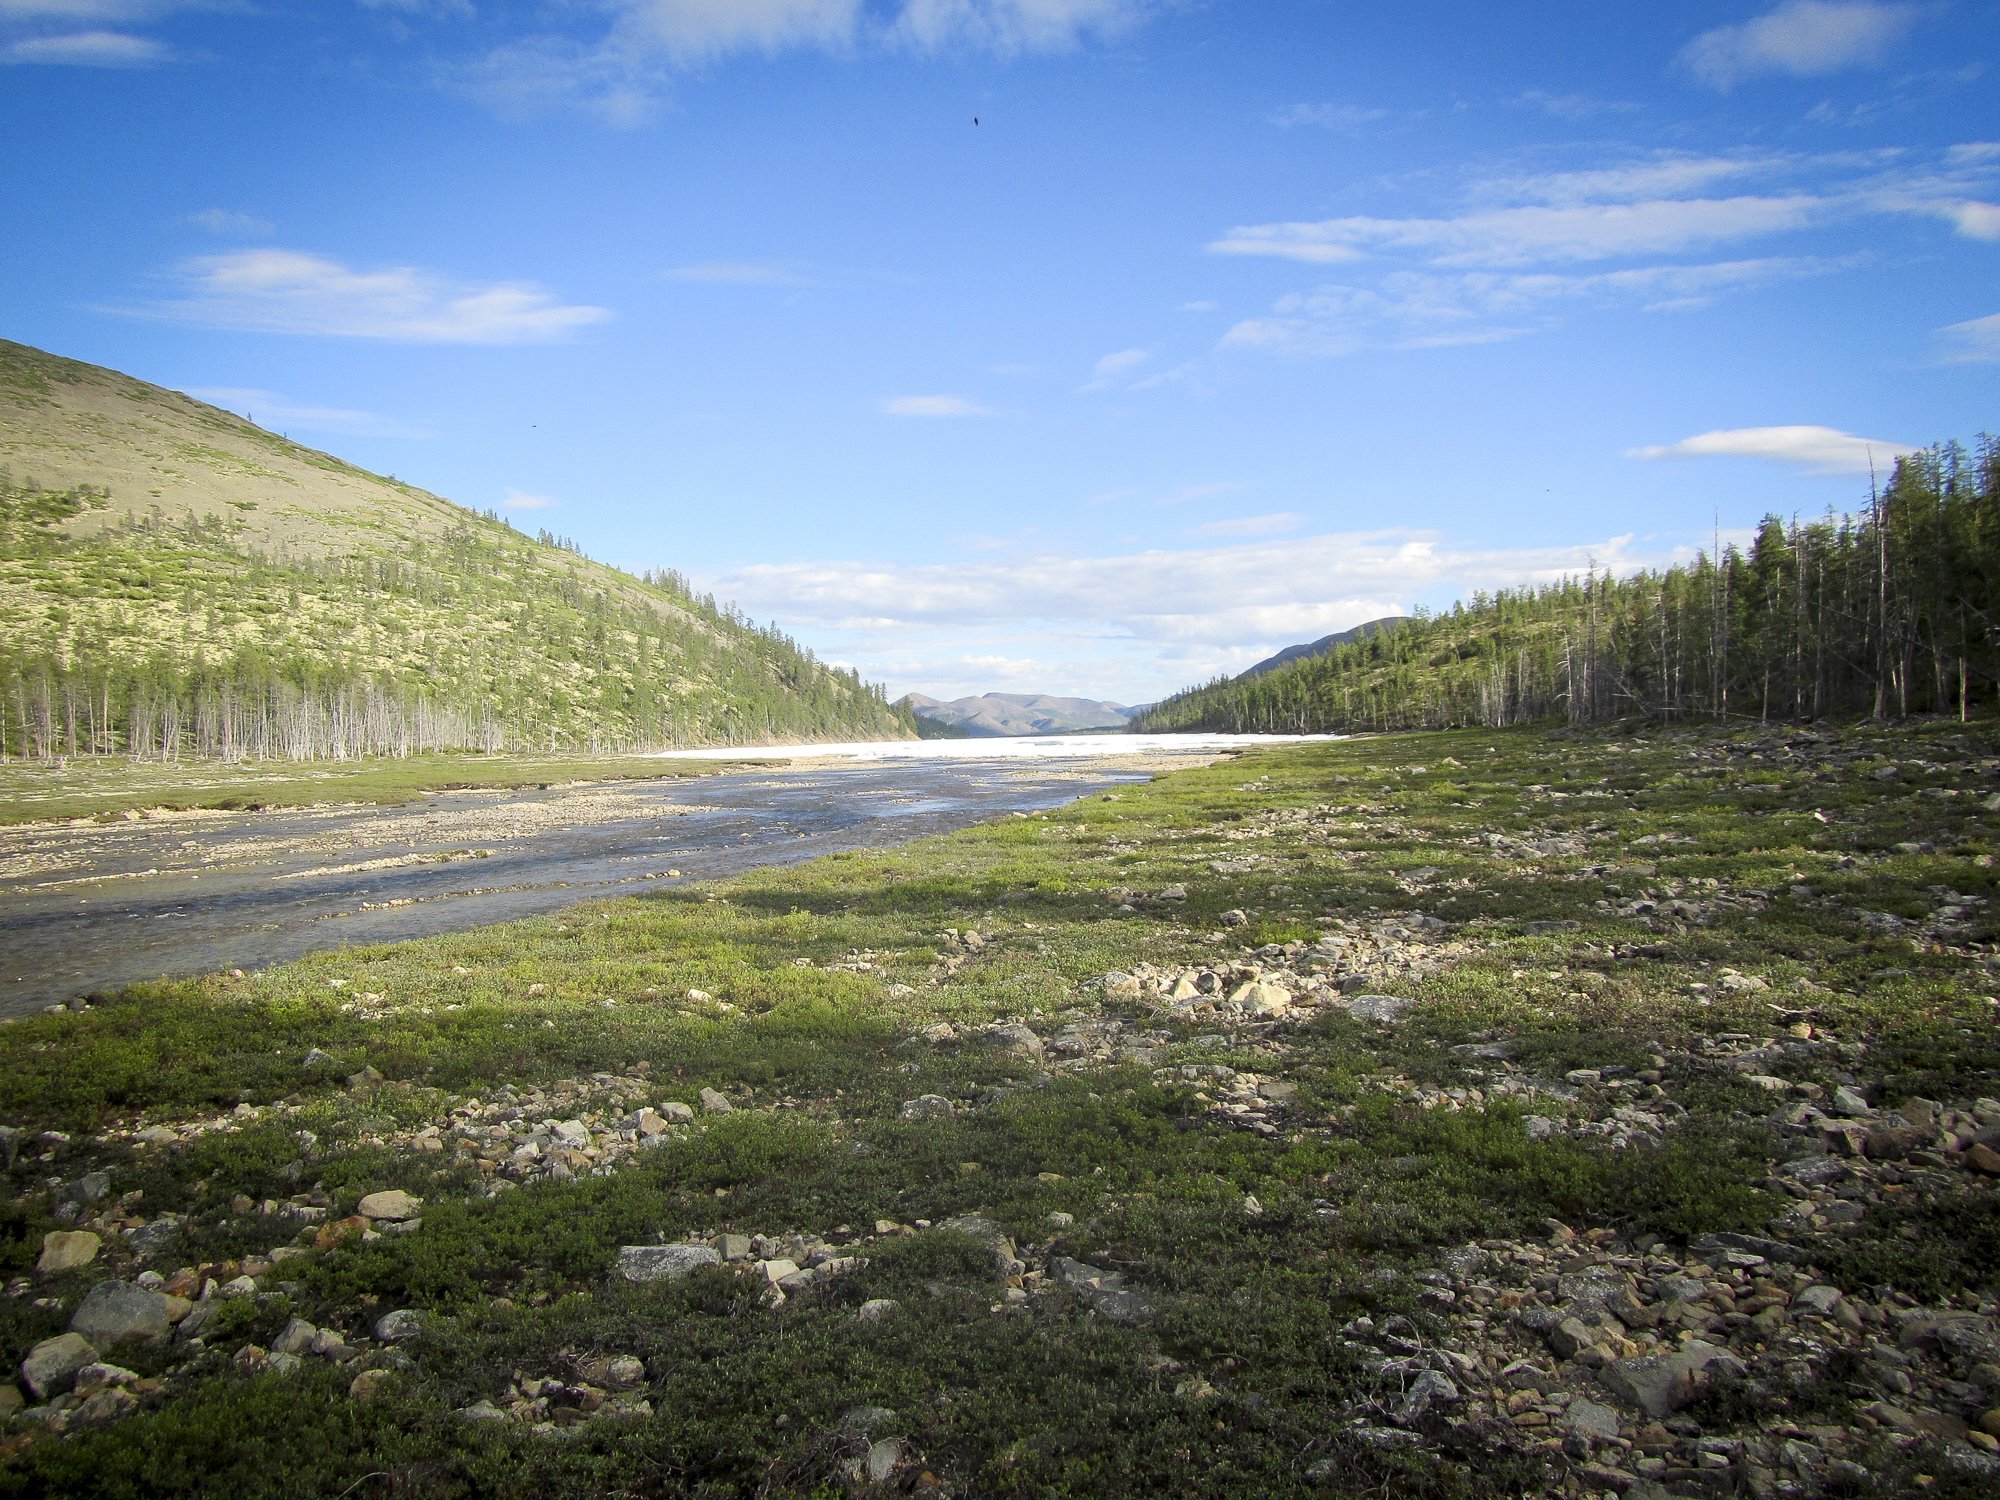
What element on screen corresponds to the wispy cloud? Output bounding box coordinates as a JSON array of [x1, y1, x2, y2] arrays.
[[1159, 480, 1245, 506], [185, 208, 274, 236], [454, 0, 1165, 123], [881, 394, 992, 417], [1209, 144, 1996, 357], [663, 261, 810, 285], [1938, 312, 2000, 364], [121, 249, 612, 344], [2, 28, 167, 63], [187, 387, 431, 440], [1222, 258, 1835, 356], [1211, 195, 1824, 267], [1510, 90, 1640, 120], [1629, 424, 1916, 475], [1082, 346, 1150, 390], [501, 488, 555, 511], [1268, 103, 1388, 131], [1681, 1, 1918, 90], [1185, 512, 1304, 539]]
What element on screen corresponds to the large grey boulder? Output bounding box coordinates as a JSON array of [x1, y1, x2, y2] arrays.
[[1348, 994, 1413, 1024], [20, 1332, 97, 1399], [70, 1281, 171, 1346], [1598, 1340, 1745, 1418], [617, 1244, 721, 1282]]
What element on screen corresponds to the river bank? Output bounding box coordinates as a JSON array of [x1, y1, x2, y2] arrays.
[[1, 720, 1996, 1498]]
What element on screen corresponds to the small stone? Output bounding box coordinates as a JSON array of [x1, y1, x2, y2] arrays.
[[272, 1318, 317, 1356], [616, 1244, 721, 1282], [698, 1088, 733, 1115], [605, 1355, 646, 1389], [70, 1281, 170, 1346], [1599, 1340, 1745, 1419], [1393, 1370, 1457, 1426], [1966, 1143, 2000, 1176], [659, 1101, 695, 1123], [458, 1400, 508, 1421], [315, 1215, 371, 1251], [1565, 1397, 1621, 1441], [70, 1386, 138, 1426], [897, 1095, 956, 1122], [988, 1022, 1045, 1057], [1794, 1285, 1844, 1317], [865, 1437, 905, 1483], [1348, 994, 1412, 1025], [19, 1333, 97, 1399], [1101, 972, 1143, 1000], [1047, 1211, 1075, 1229], [357, 1190, 421, 1221], [37, 1230, 101, 1274], [348, 1368, 396, 1402], [346, 1065, 384, 1090], [373, 1310, 423, 1344], [1832, 1085, 1871, 1117], [858, 1299, 899, 1322], [302, 1048, 336, 1071], [715, 1233, 753, 1261]]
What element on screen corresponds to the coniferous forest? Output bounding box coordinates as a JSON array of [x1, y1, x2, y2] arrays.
[[0, 479, 911, 762], [1132, 436, 1999, 735]]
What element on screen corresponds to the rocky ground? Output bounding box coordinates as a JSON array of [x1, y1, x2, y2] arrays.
[[1, 721, 1997, 1497]]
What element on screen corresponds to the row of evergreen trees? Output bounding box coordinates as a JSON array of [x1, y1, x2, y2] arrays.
[[2, 481, 912, 762], [1131, 436, 1998, 735]]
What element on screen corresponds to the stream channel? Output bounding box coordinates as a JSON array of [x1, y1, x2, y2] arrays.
[[0, 752, 1194, 1017]]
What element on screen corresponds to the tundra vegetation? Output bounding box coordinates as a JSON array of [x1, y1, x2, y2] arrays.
[[0, 341, 913, 762], [2, 721, 1997, 1497], [1133, 438, 2000, 737]]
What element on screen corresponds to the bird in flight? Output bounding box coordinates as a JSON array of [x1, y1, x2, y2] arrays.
[[972, 116, 979, 125]]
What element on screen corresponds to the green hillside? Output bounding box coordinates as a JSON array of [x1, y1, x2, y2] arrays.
[[0, 340, 912, 759], [1133, 434, 1999, 734]]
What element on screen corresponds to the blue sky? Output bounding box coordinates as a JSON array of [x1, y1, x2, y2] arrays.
[[3, 1, 1996, 704]]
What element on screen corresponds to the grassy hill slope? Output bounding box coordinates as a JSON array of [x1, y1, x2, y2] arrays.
[[0, 340, 911, 758]]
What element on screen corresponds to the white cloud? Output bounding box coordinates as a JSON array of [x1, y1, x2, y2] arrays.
[[895, 0, 1153, 52], [125, 249, 612, 343], [186, 387, 431, 440], [663, 260, 809, 284], [1082, 346, 1149, 389], [1221, 258, 1834, 356], [1511, 90, 1640, 120], [1269, 103, 1388, 131], [2, 28, 166, 63], [1185, 512, 1304, 539], [1938, 312, 2000, 364], [1941, 201, 2000, 240], [185, 208, 274, 236], [709, 525, 1707, 700], [502, 489, 555, 511], [0, 1, 176, 17], [881, 394, 992, 416], [458, 0, 1163, 121], [1681, 1, 1917, 90], [1210, 196, 1824, 268], [1629, 425, 1917, 475]]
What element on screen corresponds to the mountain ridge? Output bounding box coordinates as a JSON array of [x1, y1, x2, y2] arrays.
[[897, 691, 1140, 737], [0, 338, 911, 758]]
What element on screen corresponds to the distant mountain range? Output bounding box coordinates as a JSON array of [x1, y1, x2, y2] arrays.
[[898, 692, 1143, 737], [1236, 616, 1404, 681]]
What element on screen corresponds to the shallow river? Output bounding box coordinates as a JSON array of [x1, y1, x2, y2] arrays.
[[0, 751, 1207, 1017]]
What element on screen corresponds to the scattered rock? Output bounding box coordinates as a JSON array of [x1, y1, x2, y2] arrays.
[[897, 1095, 956, 1122], [373, 1310, 423, 1344], [19, 1333, 97, 1399], [37, 1229, 101, 1274], [1598, 1340, 1745, 1418], [356, 1189, 421, 1222], [858, 1299, 899, 1322], [1348, 994, 1413, 1025], [70, 1281, 170, 1346], [348, 1368, 396, 1402], [699, 1088, 734, 1115], [616, 1244, 722, 1282]]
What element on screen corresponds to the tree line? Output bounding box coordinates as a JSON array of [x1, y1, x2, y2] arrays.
[[1, 478, 911, 763], [1131, 436, 1999, 735]]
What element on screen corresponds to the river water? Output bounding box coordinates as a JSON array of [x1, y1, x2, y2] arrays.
[[0, 747, 1224, 1017]]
